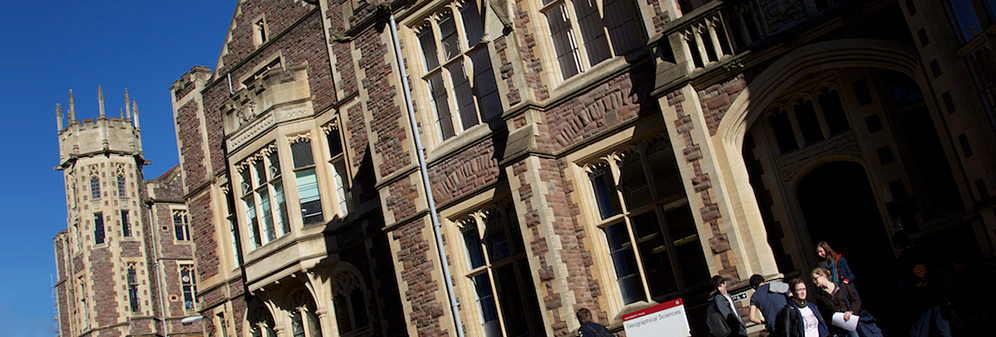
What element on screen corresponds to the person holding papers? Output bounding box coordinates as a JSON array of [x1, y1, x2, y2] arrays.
[[811, 268, 882, 337]]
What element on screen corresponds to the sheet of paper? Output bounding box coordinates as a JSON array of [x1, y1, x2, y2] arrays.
[[831, 312, 859, 331]]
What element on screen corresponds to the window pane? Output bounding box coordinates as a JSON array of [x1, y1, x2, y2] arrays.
[[334, 294, 353, 333], [241, 169, 253, 195], [332, 160, 349, 216], [819, 89, 849, 134], [254, 160, 267, 185], [449, 60, 480, 131], [666, 205, 710, 287], [259, 190, 275, 242], [291, 141, 315, 168], [463, 224, 486, 269], [573, 0, 611, 66], [470, 49, 502, 123], [619, 154, 651, 209], [794, 100, 824, 145], [291, 312, 305, 337], [327, 129, 343, 158], [950, 0, 984, 40], [604, 0, 645, 55], [428, 73, 456, 139], [118, 176, 127, 197], [605, 223, 645, 304], [461, 1, 484, 48], [350, 288, 368, 328], [273, 181, 290, 235], [494, 264, 527, 337], [632, 211, 677, 298], [296, 169, 324, 225], [647, 141, 684, 199], [590, 166, 621, 219], [769, 108, 798, 154], [472, 274, 500, 337], [419, 28, 440, 70], [244, 196, 261, 247], [439, 12, 461, 61], [121, 210, 131, 237], [94, 212, 105, 244], [546, 5, 582, 79], [268, 151, 281, 177], [91, 177, 101, 199], [307, 310, 323, 337]]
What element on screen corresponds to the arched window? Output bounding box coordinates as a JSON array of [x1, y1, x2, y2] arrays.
[[127, 263, 140, 312], [290, 290, 323, 337], [331, 272, 368, 334], [249, 305, 276, 337]]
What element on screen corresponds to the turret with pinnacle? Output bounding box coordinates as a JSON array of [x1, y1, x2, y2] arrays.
[[56, 86, 144, 171]]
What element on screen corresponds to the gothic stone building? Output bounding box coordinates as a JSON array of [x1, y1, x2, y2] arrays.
[[163, 0, 996, 336], [53, 88, 204, 336]]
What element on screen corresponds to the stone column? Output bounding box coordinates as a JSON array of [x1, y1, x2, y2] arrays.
[[503, 119, 604, 336], [658, 83, 779, 281]]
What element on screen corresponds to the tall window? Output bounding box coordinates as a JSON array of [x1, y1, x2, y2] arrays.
[[250, 306, 277, 337], [127, 263, 140, 312], [90, 176, 101, 200], [117, 175, 127, 198], [217, 314, 230, 337], [179, 264, 197, 311], [416, 0, 502, 141], [291, 290, 324, 337], [173, 210, 191, 241], [459, 204, 546, 337], [589, 137, 709, 305], [121, 210, 132, 237], [77, 276, 89, 329], [332, 272, 369, 334], [540, 0, 646, 79], [292, 139, 324, 225], [241, 146, 290, 249], [324, 122, 350, 218], [93, 212, 105, 244]]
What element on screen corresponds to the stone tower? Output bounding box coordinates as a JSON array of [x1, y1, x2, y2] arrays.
[[53, 87, 203, 337]]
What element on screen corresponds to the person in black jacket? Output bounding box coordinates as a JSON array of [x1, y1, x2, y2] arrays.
[[706, 275, 748, 337], [576, 308, 614, 337]]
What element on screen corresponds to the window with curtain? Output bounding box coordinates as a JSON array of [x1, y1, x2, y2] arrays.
[[292, 140, 324, 225]]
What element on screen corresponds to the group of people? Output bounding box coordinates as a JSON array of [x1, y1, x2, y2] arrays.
[[707, 241, 882, 337]]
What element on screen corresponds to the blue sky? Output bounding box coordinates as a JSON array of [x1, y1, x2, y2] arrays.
[[0, 2, 235, 336]]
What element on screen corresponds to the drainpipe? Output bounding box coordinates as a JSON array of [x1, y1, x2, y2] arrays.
[[388, 12, 466, 337], [148, 198, 169, 337]]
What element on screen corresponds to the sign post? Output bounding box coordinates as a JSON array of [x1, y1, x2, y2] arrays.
[[621, 298, 690, 337]]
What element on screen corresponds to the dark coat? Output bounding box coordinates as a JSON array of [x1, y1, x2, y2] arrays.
[[773, 301, 828, 337], [577, 321, 614, 337], [707, 293, 747, 337]]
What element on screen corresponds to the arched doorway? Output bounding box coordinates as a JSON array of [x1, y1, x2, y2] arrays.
[[797, 161, 899, 310]]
